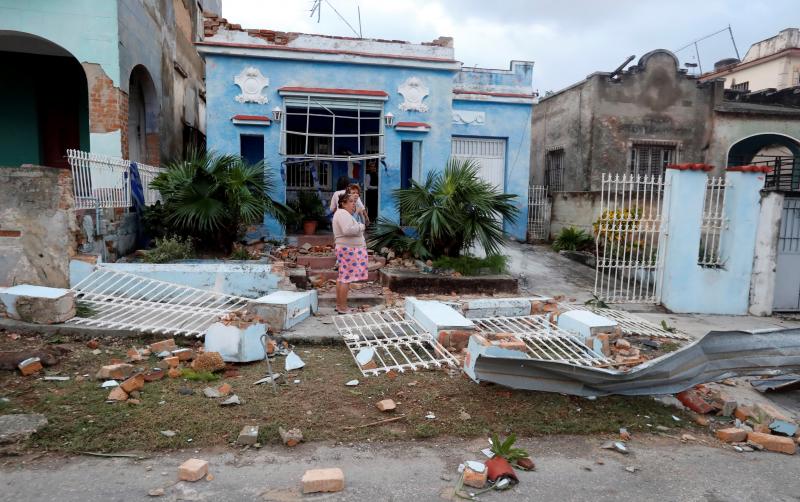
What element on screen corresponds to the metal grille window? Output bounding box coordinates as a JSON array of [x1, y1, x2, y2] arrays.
[[698, 176, 730, 268], [544, 148, 565, 192], [285, 161, 332, 190], [629, 142, 676, 178], [731, 81, 750, 91], [281, 96, 385, 161]]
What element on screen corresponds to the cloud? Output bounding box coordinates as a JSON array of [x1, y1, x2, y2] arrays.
[[220, 0, 796, 92]]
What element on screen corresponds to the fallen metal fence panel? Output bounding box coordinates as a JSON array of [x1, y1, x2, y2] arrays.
[[69, 268, 248, 336], [333, 309, 459, 376], [471, 328, 800, 396], [472, 315, 612, 367], [560, 304, 690, 340]]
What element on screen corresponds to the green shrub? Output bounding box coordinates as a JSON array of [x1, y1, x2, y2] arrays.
[[368, 158, 518, 258], [150, 150, 290, 251], [228, 246, 255, 261], [180, 368, 220, 382], [142, 236, 194, 263], [432, 254, 508, 276], [552, 226, 594, 252]]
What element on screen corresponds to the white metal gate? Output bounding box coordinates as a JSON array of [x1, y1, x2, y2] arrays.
[[594, 174, 666, 303], [528, 185, 551, 241], [451, 137, 506, 190], [774, 197, 800, 311]]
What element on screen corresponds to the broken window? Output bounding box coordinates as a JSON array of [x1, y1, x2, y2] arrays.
[[629, 142, 676, 178], [281, 96, 384, 162], [544, 148, 564, 192]]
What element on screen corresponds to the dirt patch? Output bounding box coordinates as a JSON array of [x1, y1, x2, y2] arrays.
[[0, 330, 697, 453]]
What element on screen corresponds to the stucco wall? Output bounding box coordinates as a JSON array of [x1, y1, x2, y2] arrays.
[[531, 51, 717, 192], [707, 111, 800, 169], [720, 55, 800, 91], [0, 166, 78, 288]]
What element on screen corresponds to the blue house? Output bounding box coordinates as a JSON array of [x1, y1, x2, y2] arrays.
[[198, 14, 533, 241]]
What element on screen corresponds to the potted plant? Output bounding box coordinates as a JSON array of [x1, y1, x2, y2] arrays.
[[486, 433, 534, 483], [289, 191, 326, 235]]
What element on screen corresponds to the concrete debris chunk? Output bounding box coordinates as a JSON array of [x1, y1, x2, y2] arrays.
[[18, 357, 42, 376], [43, 376, 69, 381], [302, 468, 344, 494], [746, 431, 797, 455], [345, 379, 359, 387], [285, 351, 305, 371], [220, 395, 241, 406], [279, 426, 303, 447], [254, 374, 282, 385], [96, 363, 134, 380], [191, 352, 225, 372], [149, 339, 177, 353], [716, 427, 747, 443], [160, 430, 177, 437], [238, 425, 259, 445], [178, 458, 209, 482], [101, 380, 119, 388], [601, 441, 629, 454], [147, 488, 165, 497], [107, 387, 129, 401], [0, 413, 48, 444], [376, 399, 397, 412], [202, 387, 221, 398], [356, 347, 377, 370]]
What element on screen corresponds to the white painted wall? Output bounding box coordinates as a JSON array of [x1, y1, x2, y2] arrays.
[[749, 191, 784, 316]]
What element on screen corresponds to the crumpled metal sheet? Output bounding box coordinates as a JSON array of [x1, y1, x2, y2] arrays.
[[750, 373, 800, 393], [472, 328, 800, 396]]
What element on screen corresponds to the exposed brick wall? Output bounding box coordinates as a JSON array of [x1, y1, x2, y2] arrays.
[[83, 63, 124, 135], [145, 133, 160, 166], [119, 90, 130, 160]]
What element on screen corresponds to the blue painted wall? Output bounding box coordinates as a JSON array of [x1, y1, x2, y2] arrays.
[[452, 99, 531, 240], [660, 169, 765, 314], [204, 52, 532, 242]]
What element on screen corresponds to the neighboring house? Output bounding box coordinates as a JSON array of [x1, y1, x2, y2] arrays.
[[700, 27, 800, 92], [0, 0, 219, 168], [198, 14, 534, 241]]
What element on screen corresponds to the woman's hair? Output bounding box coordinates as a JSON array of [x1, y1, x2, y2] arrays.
[[338, 192, 354, 209], [336, 176, 350, 191], [347, 183, 361, 194]]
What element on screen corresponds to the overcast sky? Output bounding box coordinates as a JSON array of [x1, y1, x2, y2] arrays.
[[221, 0, 796, 93]]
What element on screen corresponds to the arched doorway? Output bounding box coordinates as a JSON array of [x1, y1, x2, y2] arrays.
[[0, 31, 89, 168], [128, 65, 159, 165], [727, 133, 800, 191]]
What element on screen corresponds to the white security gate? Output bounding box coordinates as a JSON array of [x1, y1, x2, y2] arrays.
[[774, 197, 800, 311], [594, 174, 666, 303], [451, 137, 506, 190], [528, 185, 551, 241]]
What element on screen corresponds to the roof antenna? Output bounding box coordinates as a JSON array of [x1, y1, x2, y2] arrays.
[[309, 0, 362, 38]]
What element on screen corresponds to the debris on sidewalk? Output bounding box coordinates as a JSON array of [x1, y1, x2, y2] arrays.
[[96, 363, 134, 380], [746, 432, 797, 455], [750, 374, 800, 393], [0, 414, 48, 444], [285, 351, 305, 371], [302, 467, 344, 494], [279, 426, 303, 447], [178, 458, 209, 482], [238, 425, 259, 445], [462, 461, 488, 488], [253, 374, 282, 385], [191, 352, 225, 372], [601, 441, 629, 454], [202, 387, 221, 398], [220, 395, 241, 406], [345, 379, 359, 386]]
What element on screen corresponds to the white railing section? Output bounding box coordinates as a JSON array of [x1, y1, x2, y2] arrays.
[[67, 149, 165, 209], [698, 176, 730, 268], [594, 173, 666, 304], [528, 185, 551, 241]]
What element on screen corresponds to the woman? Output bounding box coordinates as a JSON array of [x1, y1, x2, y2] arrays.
[[332, 192, 368, 314]]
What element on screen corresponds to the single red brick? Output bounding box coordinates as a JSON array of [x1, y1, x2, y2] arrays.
[[715, 427, 747, 443], [676, 389, 715, 414], [747, 432, 797, 455]]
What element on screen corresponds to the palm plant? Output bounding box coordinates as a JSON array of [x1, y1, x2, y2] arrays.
[[368, 158, 518, 258], [149, 150, 289, 250]]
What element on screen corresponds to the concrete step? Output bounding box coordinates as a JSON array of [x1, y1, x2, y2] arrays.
[[297, 255, 386, 269], [287, 233, 335, 247], [309, 269, 380, 282], [318, 293, 384, 307]]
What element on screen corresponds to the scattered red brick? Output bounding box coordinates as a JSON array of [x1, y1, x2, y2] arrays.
[[747, 432, 797, 455], [18, 357, 43, 376], [302, 468, 344, 494], [178, 458, 209, 481], [715, 427, 747, 443], [676, 389, 715, 414]]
